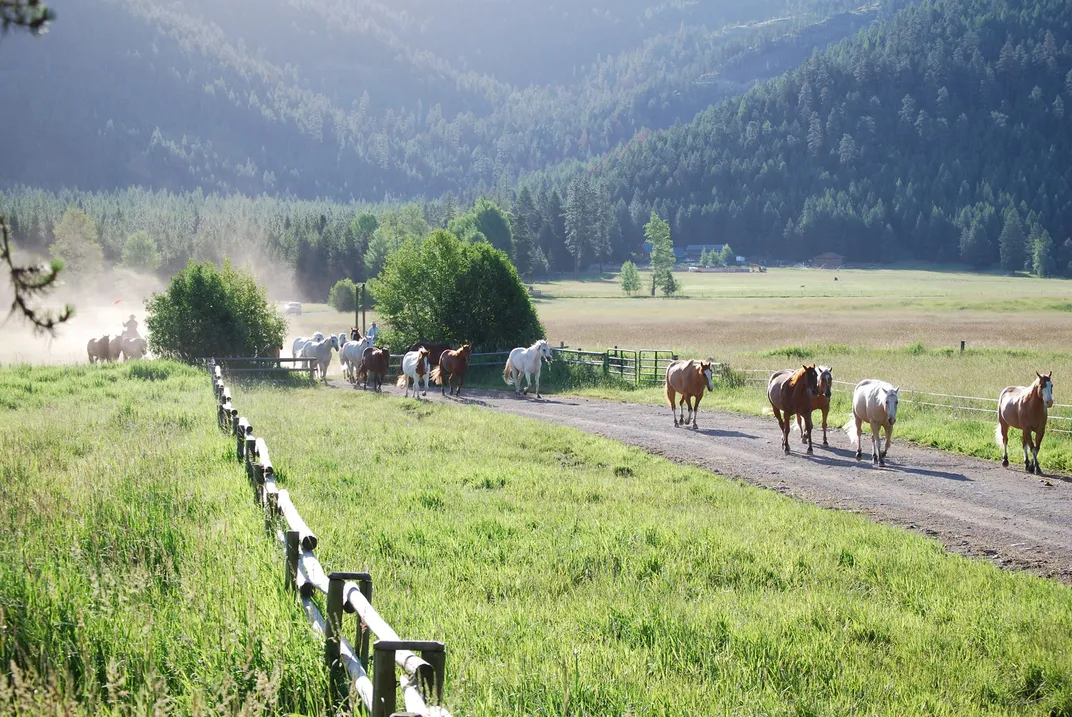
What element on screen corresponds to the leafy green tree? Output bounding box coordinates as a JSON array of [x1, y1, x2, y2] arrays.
[[645, 211, 674, 296], [120, 230, 162, 272], [328, 277, 358, 312], [371, 230, 543, 351], [718, 244, 735, 266], [998, 208, 1026, 273], [145, 261, 286, 361], [364, 204, 429, 278], [50, 208, 103, 278], [619, 260, 641, 295], [1031, 225, 1057, 278]]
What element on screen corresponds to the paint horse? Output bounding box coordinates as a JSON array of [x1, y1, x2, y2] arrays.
[[431, 344, 473, 396], [767, 365, 820, 454], [396, 347, 431, 399], [664, 359, 715, 429], [796, 365, 833, 445], [996, 371, 1053, 475]]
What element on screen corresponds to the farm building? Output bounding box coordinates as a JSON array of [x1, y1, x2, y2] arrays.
[[811, 252, 845, 268]]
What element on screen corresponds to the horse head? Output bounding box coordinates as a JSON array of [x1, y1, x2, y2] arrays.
[[1036, 371, 1054, 408], [459, 344, 473, 359], [817, 366, 833, 399], [538, 340, 553, 362], [802, 364, 819, 397], [699, 360, 714, 392], [417, 347, 430, 374], [886, 386, 900, 425], [312, 331, 324, 341], [330, 335, 340, 351]]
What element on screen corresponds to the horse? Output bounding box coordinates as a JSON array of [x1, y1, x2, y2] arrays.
[[767, 365, 820, 454], [87, 334, 122, 363], [996, 372, 1053, 475], [503, 339, 553, 398], [664, 359, 715, 429], [120, 335, 148, 360], [340, 335, 373, 383], [300, 334, 339, 382], [358, 346, 389, 391], [350, 327, 363, 342], [396, 347, 430, 398], [292, 331, 324, 358], [431, 344, 473, 396], [844, 379, 900, 466], [795, 365, 833, 445], [406, 341, 452, 367]]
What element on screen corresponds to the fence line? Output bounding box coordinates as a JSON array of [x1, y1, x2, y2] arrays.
[[206, 360, 451, 716], [738, 368, 1072, 433]]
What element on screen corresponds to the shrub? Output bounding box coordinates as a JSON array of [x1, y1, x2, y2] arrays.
[[328, 278, 358, 312], [371, 229, 544, 351], [145, 261, 286, 362]]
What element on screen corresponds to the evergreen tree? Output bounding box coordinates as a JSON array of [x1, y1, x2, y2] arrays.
[[644, 210, 674, 296], [998, 208, 1026, 274], [1031, 225, 1057, 277]]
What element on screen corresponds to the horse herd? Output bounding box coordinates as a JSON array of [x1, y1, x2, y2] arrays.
[[665, 359, 1056, 475], [86, 315, 148, 363], [289, 329, 555, 400]]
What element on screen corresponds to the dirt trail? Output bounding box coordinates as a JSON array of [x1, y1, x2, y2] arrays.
[[328, 378, 1072, 582]]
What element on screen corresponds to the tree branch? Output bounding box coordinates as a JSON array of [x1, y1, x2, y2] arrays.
[[0, 0, 55, 35], [2, 215, 73, 334]]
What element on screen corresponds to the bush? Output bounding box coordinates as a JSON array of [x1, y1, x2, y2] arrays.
[[328, 278, 358, 312], [145, 261, 286, 362], [371, 229, 544, 351]]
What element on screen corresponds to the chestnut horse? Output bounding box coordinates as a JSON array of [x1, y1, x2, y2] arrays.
[[767, 365, 819, 454], [996, 371, 1053, 475], [358, 346, 389, 391], [796, 365, 833, 445], [665, 359, 715, 429], [431, 344, 473, 396]]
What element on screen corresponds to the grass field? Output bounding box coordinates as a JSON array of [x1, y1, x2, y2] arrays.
[[0, 362, 327, 714], [237, 381, 1072, 715]]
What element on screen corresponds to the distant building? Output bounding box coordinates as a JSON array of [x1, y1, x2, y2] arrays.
[[811, 252, 845, 268]]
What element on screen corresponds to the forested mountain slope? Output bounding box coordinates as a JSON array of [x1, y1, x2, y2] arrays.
[[579, 0, 1072, 269], [0, 0, 877, 199]]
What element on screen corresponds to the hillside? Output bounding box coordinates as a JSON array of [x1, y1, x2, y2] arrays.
[[0, 0, 877, 200], [571, 0, 1072, 270]]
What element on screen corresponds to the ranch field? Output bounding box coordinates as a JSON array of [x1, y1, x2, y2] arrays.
[[233, 380, 1072, 714]]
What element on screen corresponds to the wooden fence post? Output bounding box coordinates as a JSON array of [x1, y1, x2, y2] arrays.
[[285, 530, 299, 593], [371, 640, 446, 716], [326, 571, 373, 675]]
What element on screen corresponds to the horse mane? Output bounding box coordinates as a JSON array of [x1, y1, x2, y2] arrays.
[[785, 366, 808, 390]]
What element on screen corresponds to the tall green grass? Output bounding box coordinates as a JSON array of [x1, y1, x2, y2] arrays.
[[239, 384, 1072, 714], [0, 362, 327, 714]]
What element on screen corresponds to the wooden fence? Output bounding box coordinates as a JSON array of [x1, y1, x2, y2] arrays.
[[213, 356, 318, 381], [208, 360, 452, 717]]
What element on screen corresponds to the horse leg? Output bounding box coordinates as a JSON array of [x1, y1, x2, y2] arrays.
[[870, 421, 882, 465], [692, 394, 701, 430], [854, 416, 864, 461], [769, 404, 787, 452], [1032, 427, 1045, 475], [880, 423, 892, 461], [821, 406, 829, 446], [804, 412, 814, 455], [796, 413, 806, 443], [999, 418, 1010, 467], [535, 371, 542, 399], [1021, 429, 1032, 473], [782, 412, 793, 453], [667, 387, 679, 426]]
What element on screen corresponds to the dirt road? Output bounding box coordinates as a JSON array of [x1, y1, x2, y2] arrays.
[[329, 378, 1072, 582]]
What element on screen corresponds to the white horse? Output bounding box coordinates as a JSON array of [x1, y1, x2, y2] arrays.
[[292, 331, 324, 358], [503, 339, 553, 398], [120, 335, 148, 360], [396, 348, 430, 398], [340, 335, 373, 383], [300, 334, 339, 382], [844, 379, 900, 466]]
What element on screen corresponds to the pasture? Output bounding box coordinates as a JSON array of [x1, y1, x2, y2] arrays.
[[232, 381, 1072, 714], [0, 362, 327, 713]]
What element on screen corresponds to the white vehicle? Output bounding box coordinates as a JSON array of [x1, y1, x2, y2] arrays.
[[284, 301, 302, 316]]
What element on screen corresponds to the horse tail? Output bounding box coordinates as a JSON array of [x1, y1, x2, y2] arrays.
[[843, 415, 859, 446], [395, 373, 407, 388], [503, 358, 513, 385], [994, 422, 1005, 451], [430, 366, 443, 385]]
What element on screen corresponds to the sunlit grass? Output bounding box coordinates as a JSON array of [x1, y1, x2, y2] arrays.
[[0, 362, 327, 714], [235, 382, 1072, 715]]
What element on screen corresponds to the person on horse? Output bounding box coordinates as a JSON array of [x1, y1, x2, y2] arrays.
[[367, 322, 380, 343]]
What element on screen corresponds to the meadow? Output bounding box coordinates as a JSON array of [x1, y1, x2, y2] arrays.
[[284, 267, 1072, 470], [0, 362, 328, 714], [238, 381, 1072, 715]]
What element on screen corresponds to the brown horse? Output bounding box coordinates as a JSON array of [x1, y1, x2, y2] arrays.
[[796, 365, 833, 445], [767, 365, 820, 454], [997, 371, 1053, 475], [664, 359, 715, 429], [358, 346, 389, 391], [431, 344, 473, 396]]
